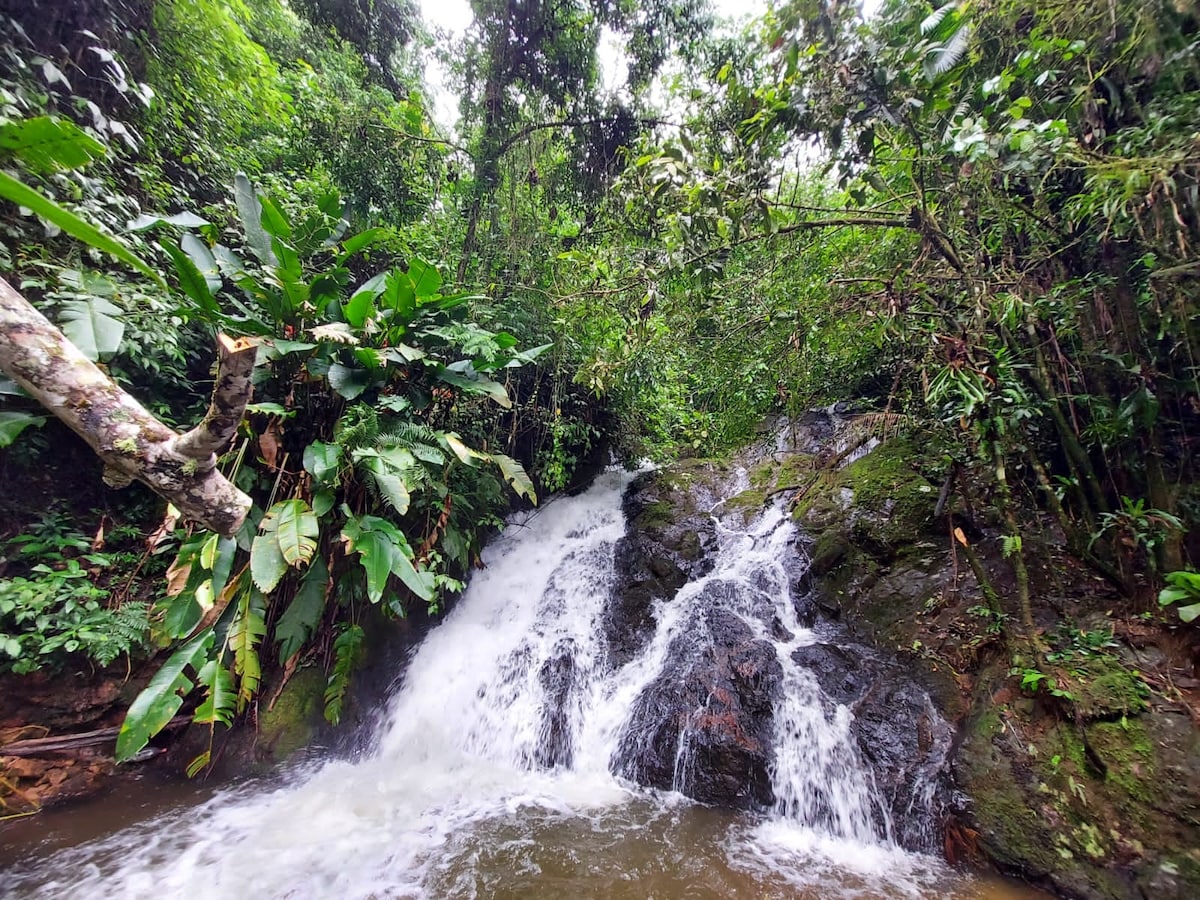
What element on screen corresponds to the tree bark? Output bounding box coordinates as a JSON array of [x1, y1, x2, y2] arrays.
[[0, 276, 254, 536]]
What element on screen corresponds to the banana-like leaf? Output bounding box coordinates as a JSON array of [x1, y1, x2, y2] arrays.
[[493, 453, 537, 504], [0, 411, 44, 448], [160, 237, 220, 314], [276, 555, 329, 664], [260, 499, 319, 569], [234, 172, 277, 266], [436, 368, 512, 408], [0, 170, 163, 286], [0, 115, 106, 172], [228, 588, 267, 711], [193, 658, 236, 726], [250, 530, 287, 593], [116, 630, 213, 762], [59, 296, 125, 360]]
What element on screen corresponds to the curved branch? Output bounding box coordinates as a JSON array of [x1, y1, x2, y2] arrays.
[[0, 277, 253, 536], [174, 334, 256, 463]]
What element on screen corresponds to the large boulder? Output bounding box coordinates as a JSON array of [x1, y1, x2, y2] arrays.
[[607, 470, 717, 666], [614, 604, 782, 810], [791, 641, 955, 853]]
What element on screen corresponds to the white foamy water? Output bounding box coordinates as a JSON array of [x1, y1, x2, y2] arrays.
[[5, 467, 1006, 899]]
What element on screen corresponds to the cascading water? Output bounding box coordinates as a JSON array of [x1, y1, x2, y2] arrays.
[[5, 468, 1013, 899]]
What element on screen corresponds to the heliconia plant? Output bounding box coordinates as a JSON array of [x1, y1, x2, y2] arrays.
[[115, 176, 544, 768]]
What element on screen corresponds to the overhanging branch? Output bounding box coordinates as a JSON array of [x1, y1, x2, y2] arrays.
[[0, 277, 254, 536]]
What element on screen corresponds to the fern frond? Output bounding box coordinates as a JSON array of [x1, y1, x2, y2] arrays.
[[920, 2, 958, 36], [925, 25, 972, 79], [334, 405, 379, 451]]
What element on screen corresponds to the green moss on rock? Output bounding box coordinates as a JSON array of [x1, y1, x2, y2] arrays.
[[257, 665, 327, 763]]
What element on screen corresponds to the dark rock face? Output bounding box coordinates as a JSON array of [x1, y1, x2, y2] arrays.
[[606, 473, 716, 666], [614, 604, 782, 810], [535, 639, 578, 769], [791, 641, 955, 853]]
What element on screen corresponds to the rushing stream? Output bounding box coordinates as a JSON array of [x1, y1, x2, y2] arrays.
[[4, 468, 1040, 898]]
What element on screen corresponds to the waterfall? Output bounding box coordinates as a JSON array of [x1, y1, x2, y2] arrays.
[[6, 467, 972, 899]]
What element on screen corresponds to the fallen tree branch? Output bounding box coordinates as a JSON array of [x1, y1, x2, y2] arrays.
[[0, 716, 191, 757], [0, 276, 254, 536]]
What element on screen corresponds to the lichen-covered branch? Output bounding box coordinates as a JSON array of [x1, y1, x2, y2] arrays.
[[0, 276, 254, 536], [174, 333, 257, 461]]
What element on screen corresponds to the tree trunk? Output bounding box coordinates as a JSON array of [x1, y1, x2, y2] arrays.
[[0, 276, 254, 536]]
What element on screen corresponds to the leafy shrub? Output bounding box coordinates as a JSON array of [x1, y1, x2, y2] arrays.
[[0, 562, 149, 673]]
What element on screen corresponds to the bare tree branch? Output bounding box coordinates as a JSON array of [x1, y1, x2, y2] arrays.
[[0, 276, 254, 536]]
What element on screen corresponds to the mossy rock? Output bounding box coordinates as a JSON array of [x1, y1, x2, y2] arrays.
[[1072, 659, 1150, 720], [257, 665, 327, 764], [634, 500, 675, 532]]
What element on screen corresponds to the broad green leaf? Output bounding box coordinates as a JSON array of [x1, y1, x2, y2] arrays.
[[0, 411, 44, 447], [261, 499, 319, 568], [250, 531, 288, 594], [275, 555, 328, 664], [116, 630, 213, 762], [350, 271, 388, 301], [359, 454, 411, 515], [303, 441, 342, 484], [311, 488, 335, 517], [328, 362, 373, 400], [126, 211, 209, 231], [344, 527, 394, 604], [233, 172, 277, 266], [407, 257, 442, 298], [160, 238, 220, 314], [208, 536, 238, 599], [343, 288, 375, 329], [193, 658, 236, 726], [0, 115, 106, 172], [59, 296, 125, 360], [381, 270, 416, 321], [338, 227, 389, 261], [442, 433, 485, 467], [505, 343, 554, 367], [389, 545, 435, 602], [0, 171, 163, 286], [258, 195, 293, 240], [228, 589, 267, 711], [493, 453, 537, 504], [436, 368, 512, 408], [181, 232, 222, 293]]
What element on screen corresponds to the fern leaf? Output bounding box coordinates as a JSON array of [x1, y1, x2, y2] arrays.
[[925, 25, 972, 79], [920, 2, 957, 36]]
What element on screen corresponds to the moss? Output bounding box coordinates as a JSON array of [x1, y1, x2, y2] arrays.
[[959, 707, 1062, 875], [776, 453, 814, 488], [748, 459, 777, 489], [724, 488, 766, 513], [1074, 659, 1150, 720], [809, 529, 849, 576], [634, 500, 674, 531], [1087, 719, 1159, 807], [257, 665, 326, 763]]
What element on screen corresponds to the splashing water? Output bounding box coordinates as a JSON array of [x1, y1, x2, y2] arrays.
[[4, 468, 1026, 899]]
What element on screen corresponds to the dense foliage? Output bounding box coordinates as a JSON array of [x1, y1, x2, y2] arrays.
[[0, 0, 1197, 766]]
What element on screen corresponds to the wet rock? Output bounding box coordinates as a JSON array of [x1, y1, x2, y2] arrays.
[[791, 639, 955, 853], [535, 641, 577, 769], [606, 473, 716, 666], [615, 606, 782, 810]]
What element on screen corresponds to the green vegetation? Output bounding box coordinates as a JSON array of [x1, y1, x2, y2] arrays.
[[0, 0, 1196, 823]]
